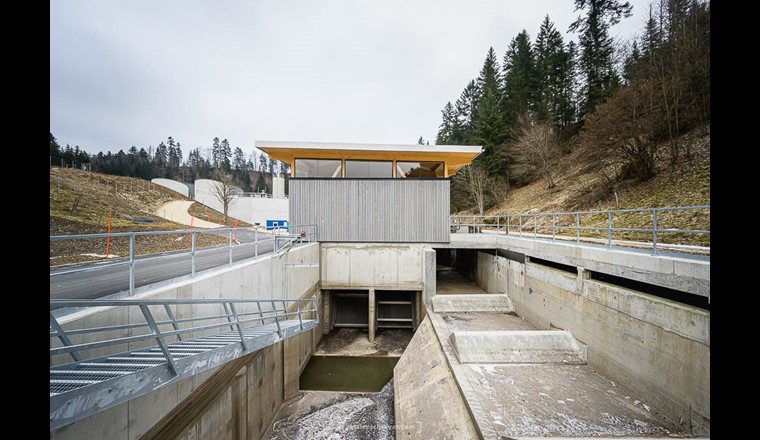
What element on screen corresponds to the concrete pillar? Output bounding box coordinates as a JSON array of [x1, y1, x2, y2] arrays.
[[368, 288, 376, 343], [282, 337, 299, 400], [577, 267, 590, 295], [423, 248, 436, 306], [413, 291, 425, 331]]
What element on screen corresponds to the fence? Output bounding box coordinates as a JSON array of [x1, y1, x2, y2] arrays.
[[50, 224, 318, 298], [450, 206, 710, 255]]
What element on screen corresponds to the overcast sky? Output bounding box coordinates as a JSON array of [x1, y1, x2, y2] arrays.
[[50, 0, 651, 157]]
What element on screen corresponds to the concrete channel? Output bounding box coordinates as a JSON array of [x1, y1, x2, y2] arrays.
[[50, 237, 710, 439]]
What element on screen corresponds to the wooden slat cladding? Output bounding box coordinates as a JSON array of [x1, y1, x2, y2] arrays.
[[290, 179, 450, 242]]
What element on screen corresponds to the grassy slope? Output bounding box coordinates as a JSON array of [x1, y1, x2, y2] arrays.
[[480, 124, 710, 247]]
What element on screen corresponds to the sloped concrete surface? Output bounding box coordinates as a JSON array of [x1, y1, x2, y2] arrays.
[[426, 310, 685, 439], [449, 330, 587, 364]]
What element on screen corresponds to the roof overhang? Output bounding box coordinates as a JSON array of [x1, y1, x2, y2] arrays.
[[255, 140, 482, 176]]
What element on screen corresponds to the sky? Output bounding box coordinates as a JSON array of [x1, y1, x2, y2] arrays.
[[50, 0, 652, 157]]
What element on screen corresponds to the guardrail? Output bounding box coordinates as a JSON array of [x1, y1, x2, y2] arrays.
[[50, 298, 318, 365], [450, 206, 710, 255], [50, 224, 318, 297]]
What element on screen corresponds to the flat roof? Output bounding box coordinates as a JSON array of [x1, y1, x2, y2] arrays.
[[255, 140, 482, 155], [255, 141, 482, 176]]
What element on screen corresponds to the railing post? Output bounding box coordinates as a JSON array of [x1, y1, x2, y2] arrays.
[[652, 208, 658, 254], [296, 301, 303, 331], [222, 303, 236, 332], [607, 211, 612, 248], [139, 304, 178, 376], [228, 228, 233, 266], [255, 228, 259, 258], [272, 301, 283, 338], [576, 213, 580, 243], [519, 215, 522, 237], [229, 303, 249, 351], [534, 214, 537, 239], [191, 231, 196, 277], [50, 312, 82, 362], [497, 216, 500, 235], [127, 234, 135, 296], [257, 301, 266, 325], [552, 213, 556, 241], [163, 304, 183, 341]]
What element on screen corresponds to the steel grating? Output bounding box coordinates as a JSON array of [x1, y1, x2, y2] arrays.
[[50, 319, 318, 431]]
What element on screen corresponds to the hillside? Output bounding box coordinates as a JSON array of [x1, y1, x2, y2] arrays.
[[476, 123, 711, 248], [50, 169, 233, 266], [51, 124, 709, 265]]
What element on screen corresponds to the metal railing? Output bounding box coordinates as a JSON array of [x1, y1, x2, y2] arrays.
[[50, 298, 318, 365], [450, 206, 710, 255], [50, 224, 318, 297]]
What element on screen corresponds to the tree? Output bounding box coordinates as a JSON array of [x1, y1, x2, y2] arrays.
[[509, 114, 561, 188], [472, 48, 506, 176], [211, 137, 222, 169], [457, 164, 490, 216], [579, 78, 661, 181], [436, 102, 456, 144], [535, 17, 574, 125], [569, 0, 633, 116], [453, 80, 478, 144], [50, 133, 61, 166], [502, 30, 538, 126], [211, 168, 236, 222], [220, 139, 232, 172]]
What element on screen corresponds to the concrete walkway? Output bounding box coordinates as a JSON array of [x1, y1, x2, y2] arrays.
[[154, 201, 221, 228]]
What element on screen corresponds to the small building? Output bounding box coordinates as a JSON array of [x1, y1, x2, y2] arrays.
[[255, 140, 482, 243]]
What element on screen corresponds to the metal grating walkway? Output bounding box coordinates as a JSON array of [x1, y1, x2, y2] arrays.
[[50, 298, 318, 431]]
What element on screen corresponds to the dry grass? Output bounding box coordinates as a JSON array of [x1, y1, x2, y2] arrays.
[[50, 168, 233, 266], [480, 124, 710, 248]]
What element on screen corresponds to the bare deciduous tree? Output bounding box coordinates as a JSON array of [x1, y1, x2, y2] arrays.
[[510, 114, 561, 189], [212, 168, 236, 222], [458, 164, 490, 217]]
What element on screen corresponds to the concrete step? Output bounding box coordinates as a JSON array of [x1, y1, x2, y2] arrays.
[[448, 330, 587, 364], [432, 294, 514, 313]]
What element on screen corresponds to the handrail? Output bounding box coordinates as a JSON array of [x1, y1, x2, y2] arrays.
[[50, 224, 318, 297], [50, 298, 318, 364], [450, 206, 710, 255]]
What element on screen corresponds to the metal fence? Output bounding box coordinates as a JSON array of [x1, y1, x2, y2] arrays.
[[450, 206, 710, 255], [50, 297, 318, 365], [50, 224, 318, 297]]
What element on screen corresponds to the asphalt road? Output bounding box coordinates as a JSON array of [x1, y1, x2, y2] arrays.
[[50, 239, 277, 301]]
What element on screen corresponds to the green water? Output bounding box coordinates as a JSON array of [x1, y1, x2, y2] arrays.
[[299, 355, 400, 392]]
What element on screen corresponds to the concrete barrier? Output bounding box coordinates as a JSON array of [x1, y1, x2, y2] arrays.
[[432, 294, 513, 313], [448, 330, 587, 364]]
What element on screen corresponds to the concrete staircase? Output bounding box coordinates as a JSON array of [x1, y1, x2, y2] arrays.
[[432, 294, 513, 313]]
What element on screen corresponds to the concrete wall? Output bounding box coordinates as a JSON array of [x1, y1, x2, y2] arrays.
[[51, 243, 321, 440], [151, 178, 190, 197], [320, 243, 427, 290], [195, 179, 289, 225], [290, 179, 450, 242], [476, 249, 710, 435]]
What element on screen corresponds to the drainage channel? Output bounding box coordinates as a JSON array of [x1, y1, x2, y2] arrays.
[[266, 328, 413, 440]]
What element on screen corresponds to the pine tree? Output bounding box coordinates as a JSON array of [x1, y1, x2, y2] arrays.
[[211, 137, 222, 169], [453, 80, 478, 144], [502, 30, 538, 127], [473, 86, 506, 176], [436, 102, 456, 145], [221, 139, 232, 172], [569, 0, 633, 117], [535, 17, 566, 123]]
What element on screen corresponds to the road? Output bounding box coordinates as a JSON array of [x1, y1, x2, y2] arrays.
[[50, 239, 277, 301]]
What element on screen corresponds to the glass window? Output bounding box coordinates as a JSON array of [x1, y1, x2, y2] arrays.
[[395, 161, 444, 178], [294, 158, 342, 178], [344, 160, 393, 178]]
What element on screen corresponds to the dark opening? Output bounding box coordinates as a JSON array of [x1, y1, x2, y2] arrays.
[[529, 256, 577, 274], [332, 290, 369, 328], [590, 271, 710, 310]]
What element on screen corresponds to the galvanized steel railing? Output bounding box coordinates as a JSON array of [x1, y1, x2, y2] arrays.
[[450, 206, 710, 255], [50, 224, 318, 297], [50, 298, 318, 366]]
